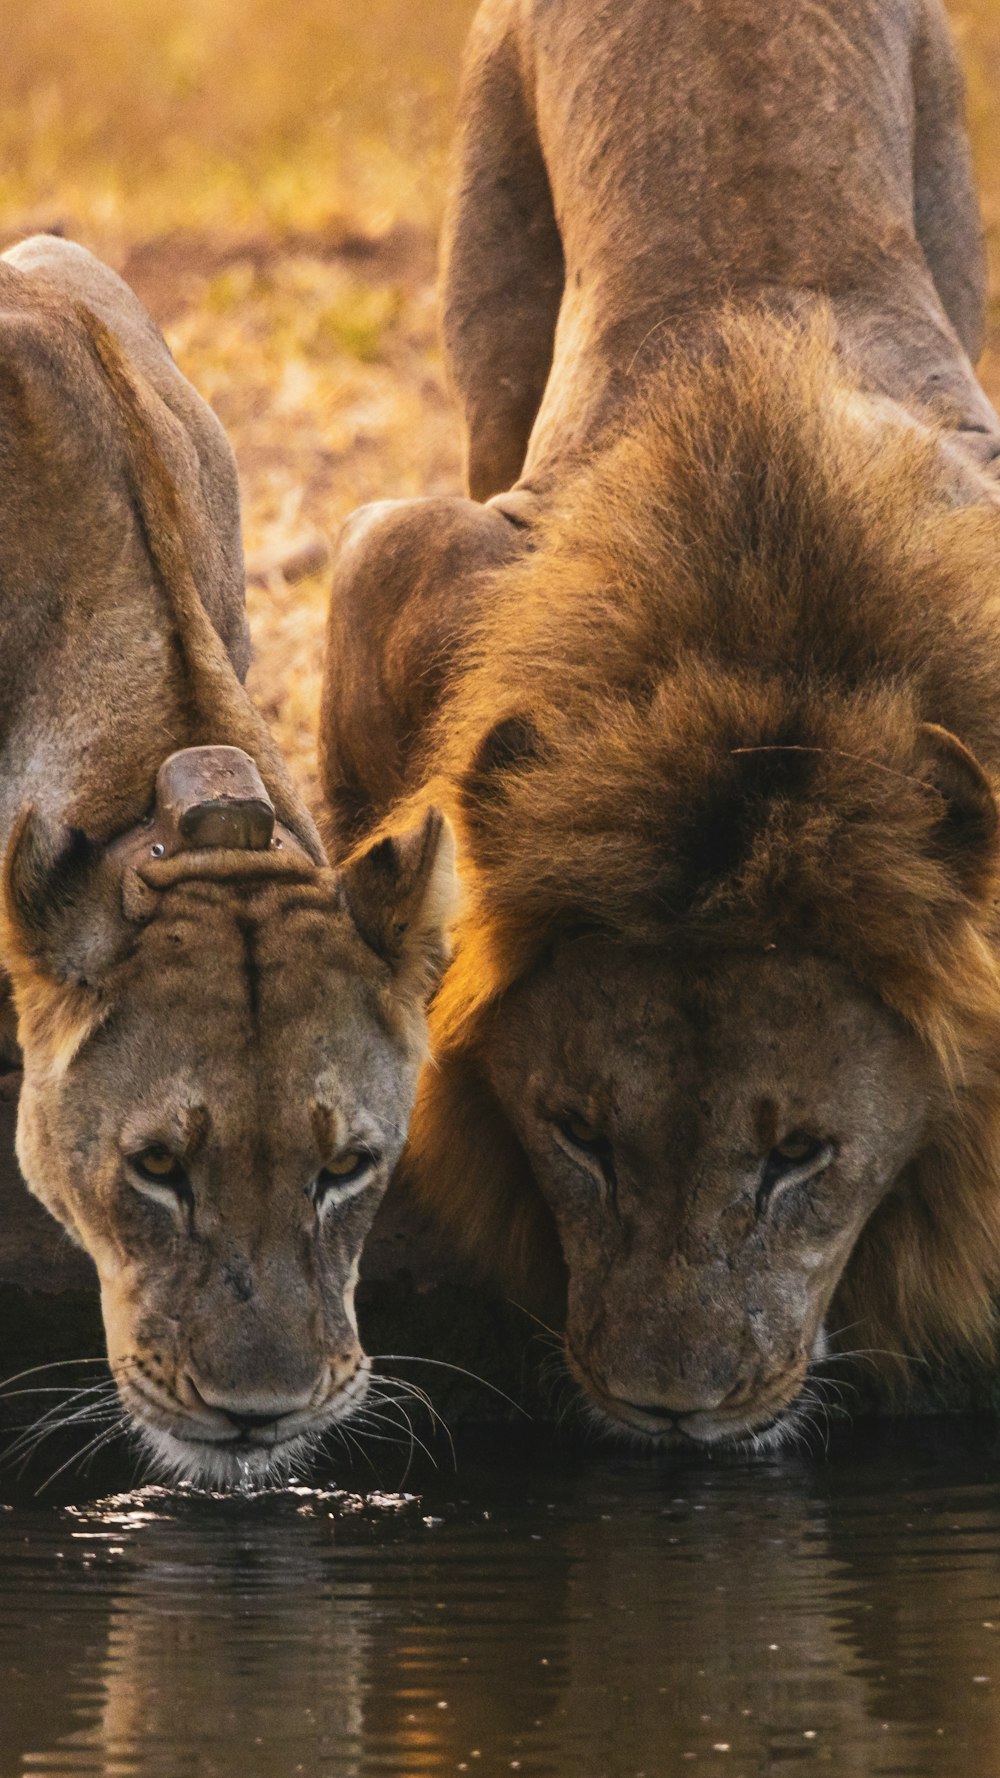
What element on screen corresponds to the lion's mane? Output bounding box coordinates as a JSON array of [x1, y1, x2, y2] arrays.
[[403, 316, 1000, 1369]]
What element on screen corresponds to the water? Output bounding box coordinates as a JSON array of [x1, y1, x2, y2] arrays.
[[3, 1425, 1000, 1776]]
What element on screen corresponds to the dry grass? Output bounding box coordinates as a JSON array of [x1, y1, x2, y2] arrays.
[[1, 0, 999, 812]]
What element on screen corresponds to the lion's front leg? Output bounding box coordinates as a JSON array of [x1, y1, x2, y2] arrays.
[[912, 0, 989, 365], [440, 1, 564, 501]]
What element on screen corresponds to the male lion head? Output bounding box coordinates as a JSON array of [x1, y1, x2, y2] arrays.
[[405, 323, 1000, 1449], [424, 699, 1000, 1450], [3, 748, 456, 1485], [481, 942, 931, 1446]]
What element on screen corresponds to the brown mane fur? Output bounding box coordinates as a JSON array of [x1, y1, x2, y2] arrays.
[[396, 316, 1000, 1367]]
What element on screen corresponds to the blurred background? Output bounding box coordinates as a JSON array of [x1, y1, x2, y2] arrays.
[[2, 0, 999, 809]]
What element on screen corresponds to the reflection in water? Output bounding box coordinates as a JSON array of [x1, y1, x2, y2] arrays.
[[3, 1429, 1000, 1776]]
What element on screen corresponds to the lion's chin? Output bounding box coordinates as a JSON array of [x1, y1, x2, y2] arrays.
[[581, 1393, 806, 1454], [571, 1357, 813, 1454], [137, 1423, 320, 1491]]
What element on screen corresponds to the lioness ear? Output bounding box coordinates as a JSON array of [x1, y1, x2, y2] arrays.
[[2, 809, 133, 987], [915, 722, 999, 896], [340, 809, 459, 1000]]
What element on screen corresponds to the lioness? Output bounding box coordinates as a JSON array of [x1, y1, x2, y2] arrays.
[[320, 0, 1000, 1447], [0, 235, 455, 1485]]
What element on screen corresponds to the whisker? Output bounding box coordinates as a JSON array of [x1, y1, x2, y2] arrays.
[[817, 1346, 929, 1368], [35, 1417, 128, 1496], [344, 1419, 411, 1451], [362, 1395, 438, 1475], [333, 1421, 380, 1478], [0, 1385, 107, 1401], [0, 1358, 109, 1393], [370, 1355, 529, 1418], [371, 1377, 457, 1471], [504, 1299, 561, 1340], [6, 1408, 122, 1481], [1, 1384, 121, 1468]]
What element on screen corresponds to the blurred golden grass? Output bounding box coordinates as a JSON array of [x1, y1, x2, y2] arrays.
[[1, 0, 476, 808], [1, 0, 998, 810]]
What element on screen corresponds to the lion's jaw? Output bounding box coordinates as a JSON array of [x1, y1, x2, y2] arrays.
[[11, 866, 442, 1488], [483, 941, 931, 1447]]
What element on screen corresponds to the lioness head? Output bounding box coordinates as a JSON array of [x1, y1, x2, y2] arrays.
[[482, 941, 931, 1446], [2, 749, 456, 1485]]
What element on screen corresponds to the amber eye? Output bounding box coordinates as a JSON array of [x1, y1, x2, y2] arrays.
[[131, 1145, 187, 1187], [313, 1150, 378, 1209], [555, 1115, 618, 1193], [774, 1132, 822, 1164], [757, 1133, 832, 1214], [324, 1151, 365, 1179], [558, 1114, 602, 1152]]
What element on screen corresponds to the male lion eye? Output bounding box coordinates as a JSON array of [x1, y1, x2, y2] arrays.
[[774, 1132, 822, 1164], [131, 1145, 188, 1189], [558, 1114, 602, 1152], [555, 1115, 618, 1193], [757, 1133, 833, 1214]]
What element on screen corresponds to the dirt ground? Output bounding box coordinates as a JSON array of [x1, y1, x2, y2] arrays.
[[2, 0, 1000, 817]]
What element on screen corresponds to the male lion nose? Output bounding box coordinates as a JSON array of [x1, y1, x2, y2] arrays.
[[620, 1398, 686, 1423], [618, 1385, 727, 1414]]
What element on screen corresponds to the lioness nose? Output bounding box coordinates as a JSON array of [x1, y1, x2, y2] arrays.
[[225, 1408, 288, 1433], [185, 1374, 322, 1430]]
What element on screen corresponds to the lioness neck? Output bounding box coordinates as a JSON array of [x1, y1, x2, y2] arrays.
[[0, 253, 321, 865]]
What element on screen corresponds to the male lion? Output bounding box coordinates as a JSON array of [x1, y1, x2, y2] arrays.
[[0, 235, 455, 1485], [320, 0, 1000, 1447]]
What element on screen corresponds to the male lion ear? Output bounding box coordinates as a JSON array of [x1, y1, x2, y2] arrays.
[[339, 809, 459, 1000], [2, 808, 136, 988], [914, 722, 999, 897], [459, 713, 544, 847]]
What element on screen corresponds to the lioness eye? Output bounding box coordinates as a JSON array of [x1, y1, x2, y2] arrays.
[[324, 1150, 364, 1178], [131, 1145, 187, 1188], [312, 1151, 379, 1211], [757, 1133, 832, 1214]]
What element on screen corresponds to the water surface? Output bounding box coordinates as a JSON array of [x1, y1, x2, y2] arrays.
[[3, 1425, 1000, 1777]]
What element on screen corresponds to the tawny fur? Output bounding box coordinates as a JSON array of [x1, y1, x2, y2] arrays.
[[320, 0, 1000, 1400], [0, 239, 457, 1485], [358, 320, 1000, 1370]]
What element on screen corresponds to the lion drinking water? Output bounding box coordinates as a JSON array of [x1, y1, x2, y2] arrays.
[[0, 236, 456, 1485], [320, 0, 1000, 1447]]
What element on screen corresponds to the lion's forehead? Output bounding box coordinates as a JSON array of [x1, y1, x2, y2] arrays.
[[95, 1017, 408, 1143], [497, 943, 918, 1126], [65, 887, 412, 1150], [124, 882, 386, 1024]]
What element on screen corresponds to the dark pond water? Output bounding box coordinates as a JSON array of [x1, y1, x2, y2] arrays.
[[3, 1423, 1000, 1777]]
